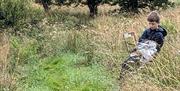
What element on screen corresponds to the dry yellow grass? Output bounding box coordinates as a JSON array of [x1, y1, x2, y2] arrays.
[[0, 32, 10, 88], [121, 77, 176, 91]]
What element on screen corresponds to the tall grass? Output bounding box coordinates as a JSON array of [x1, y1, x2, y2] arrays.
[[1, 1, 180, 91], [16, 54, 118, 91]]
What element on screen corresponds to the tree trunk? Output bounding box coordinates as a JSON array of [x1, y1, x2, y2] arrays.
[[87, 0, 99, 17], [41, 0, 50, 12]]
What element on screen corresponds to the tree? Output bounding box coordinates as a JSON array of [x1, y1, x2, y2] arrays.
[[38, 0, 174, 16], [87, 0, 102, 17], [41, 0, 51, 12], [39, 0, 102, 17], [119, 0, 174, 12]]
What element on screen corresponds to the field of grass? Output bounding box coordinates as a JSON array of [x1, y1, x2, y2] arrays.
[[16, 54, 118, 91], [0, 0, 180, 91]]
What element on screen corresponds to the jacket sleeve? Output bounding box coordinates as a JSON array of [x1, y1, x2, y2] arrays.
[[154, 32, 164, 48], [138, 30, 148, 42]]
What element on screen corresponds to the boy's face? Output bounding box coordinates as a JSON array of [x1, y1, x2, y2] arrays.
[[148, 22, 159, 30]]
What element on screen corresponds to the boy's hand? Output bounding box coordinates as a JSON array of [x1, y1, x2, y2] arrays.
[[130, 48, 137, 53]]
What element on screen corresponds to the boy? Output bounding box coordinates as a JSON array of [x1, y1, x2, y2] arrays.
[[119, 11, 167, 80], [138, 11, 167, 52]]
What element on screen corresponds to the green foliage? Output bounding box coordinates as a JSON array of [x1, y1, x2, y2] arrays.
[[0, 0, 30, 28], [55, 0, 81, 5], [10, 36, 39, 66], [17, 54, 117, 91], [0, 0, 45, 35], [119, 0, 174, 12]]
